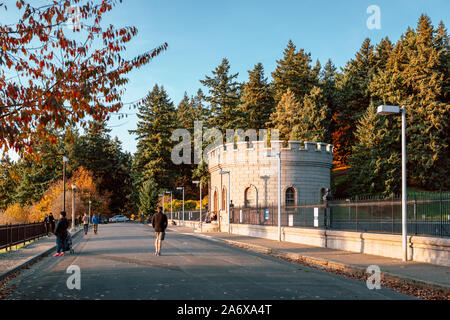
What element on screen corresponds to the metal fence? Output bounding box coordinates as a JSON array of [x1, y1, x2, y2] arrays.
[[0, 218, 81, 251], [229, 192, 450, 238], [0, 222, 47, 251], [170, 210, 204, 222]]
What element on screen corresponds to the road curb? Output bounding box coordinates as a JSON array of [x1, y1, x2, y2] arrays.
[[0, 227, 83, 282], [200, 235, 450, 296]]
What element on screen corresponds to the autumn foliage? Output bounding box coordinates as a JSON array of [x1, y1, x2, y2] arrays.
[[0, 0, 167, 155], [0, 167, 109, 224]]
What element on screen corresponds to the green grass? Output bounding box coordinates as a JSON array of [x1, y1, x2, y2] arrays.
[[0, 240, 35, 254]]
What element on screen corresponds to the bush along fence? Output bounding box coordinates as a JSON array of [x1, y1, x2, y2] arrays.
[[228, 191, 450, 238], [0, 218, 81, 251]]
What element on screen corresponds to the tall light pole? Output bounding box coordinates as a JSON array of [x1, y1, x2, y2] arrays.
[[71, 184, 76, 230], [266, 152, 281, 242], [219, 171, 231, 234], [158, 193, 165, 214], [166, 191, 173, 221], [377, 105, 408, 261], [176, 187, 185, 226], [193, 180, 202, 227], [89, 199, 92, 224], [63, 156, 69, 212]]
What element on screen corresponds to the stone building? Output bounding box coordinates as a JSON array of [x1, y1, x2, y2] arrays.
[[207, 140, 333, 225]]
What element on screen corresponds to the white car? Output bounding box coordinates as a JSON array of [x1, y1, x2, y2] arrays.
[[109, 215, 129, 223]]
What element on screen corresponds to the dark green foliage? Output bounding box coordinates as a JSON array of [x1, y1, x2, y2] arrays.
[[200, 58, 242, 130], [238, 63, 275, 130]]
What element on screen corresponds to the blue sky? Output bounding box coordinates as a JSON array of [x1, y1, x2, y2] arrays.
[[7, 0, 449, 158]]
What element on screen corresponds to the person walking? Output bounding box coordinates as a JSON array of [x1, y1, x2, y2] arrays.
[[53, 211, 69, 257], [43, 214, 50, 236], [49, 212, 55, 233], [83, 213, 90, 235], [92, 213, 99, 234], [151, 207, 168, 256]]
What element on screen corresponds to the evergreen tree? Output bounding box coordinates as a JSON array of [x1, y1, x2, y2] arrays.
[[269, 89, 301, 141], [200, 58, 242, 130], [334, 38, 376, 167], [238, 63, 275, 130], [73, 122, 134, 214], [290, 86, 331, 142], [131, 85, 178, 191], [138, 179, 159, 218], [348, 105, 401, 196], [370, 15, 449, 190], [272, 40, 316, 102]]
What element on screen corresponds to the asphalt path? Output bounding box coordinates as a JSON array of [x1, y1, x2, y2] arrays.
[[3, 223, 413, 300]]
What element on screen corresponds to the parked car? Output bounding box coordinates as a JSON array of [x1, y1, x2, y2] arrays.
[[109, 215, 129, 223], [100, 216, 108, 224]]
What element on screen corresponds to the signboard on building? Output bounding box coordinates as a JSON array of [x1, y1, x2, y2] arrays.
[[265, 209, 269, 220], [288, 214, 294, 227], [240, 210, 243, 223]]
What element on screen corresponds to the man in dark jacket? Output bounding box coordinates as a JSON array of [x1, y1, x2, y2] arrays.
[[151, 207, 168, 256], [49, 212, 55, 233], [54, 211, 69, 257]]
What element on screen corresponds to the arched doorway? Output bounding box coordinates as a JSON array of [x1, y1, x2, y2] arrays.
[[245, 186, 257, 208], [213, 190, 218, 215], [222, 187, 227, 210]]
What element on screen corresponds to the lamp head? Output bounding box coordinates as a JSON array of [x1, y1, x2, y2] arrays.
[[377, 105, 400, 115], [219, 171, 229, 175]]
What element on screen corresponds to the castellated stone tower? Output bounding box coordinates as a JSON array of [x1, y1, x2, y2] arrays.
[[207, 140, 333, 217]]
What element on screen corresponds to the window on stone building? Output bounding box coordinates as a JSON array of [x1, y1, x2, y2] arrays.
[[285, 187, 296, 206]]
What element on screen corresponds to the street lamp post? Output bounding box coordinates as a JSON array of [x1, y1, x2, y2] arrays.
[[63, 156, 69, 212], [71, 184, 76, 230], [176, 187, 185, 226], [158, 193, 165, 214], [266, 152, 281, 242], [166, 191, 173, 221], [377, 105, 408, 261], [219, 171, 231, 234], [89, 200, 92, 224], [193, 180, 202, 229]]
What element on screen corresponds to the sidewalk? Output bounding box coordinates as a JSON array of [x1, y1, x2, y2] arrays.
[[0, 226, 82, 282], [177, 227, 450, 297]]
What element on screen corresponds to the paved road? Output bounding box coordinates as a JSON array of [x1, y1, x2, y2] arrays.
[[3, 223, 413, 300]]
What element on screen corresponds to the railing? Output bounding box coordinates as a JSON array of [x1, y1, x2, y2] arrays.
[[0, 222, 47, 251], [169, 210, 207, 222], [228, 192, 450, 238], [0, 218, 81, 251]]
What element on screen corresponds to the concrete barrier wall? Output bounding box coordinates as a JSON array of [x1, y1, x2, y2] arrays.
[[224, 223, 450, 267]]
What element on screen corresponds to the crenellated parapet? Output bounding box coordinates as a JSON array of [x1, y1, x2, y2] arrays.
[[207, 140, 333, 169]]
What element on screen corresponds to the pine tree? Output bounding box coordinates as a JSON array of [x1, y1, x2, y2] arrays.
[[238, 63, 275, 130], [200, 58, 242, 130], [290, 86, 331, 142], [272, 40, 316, 102], [269, 89, 301, 141], [131, 85, 178, 190], [348, 105, 401, 196], [334, 38, 376, 167], [370, 15, 449, 190], [138, 179, 159, 218], [319, 59, 339, 143]]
